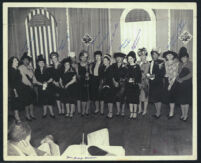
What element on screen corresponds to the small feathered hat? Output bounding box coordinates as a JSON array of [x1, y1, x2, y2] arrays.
[[104, 54, 111, 61], [163, 50, 178, 59], [127, 51, 136, 59], [20, 52, 32, 62], [178, 47, 189, 59], [37, 55, 45, 63], [113, 52, 126, 58]]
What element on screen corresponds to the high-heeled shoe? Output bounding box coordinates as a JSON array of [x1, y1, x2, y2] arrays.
[[30, 115, 36, 120], [129, 112, 133, 119], [183, 116, 189, 122], [42, 114, 47, 118], [121, 112, 125, 117], [69, 113, 73, 118], [167, 114, 175, 119], [133, 112, 137, 119], [107, 112, 113, 119], [26, 117, 32, 121], [152, 114, 161, 119], [65, 113, 69, 118], [50, 114, 56, 119]]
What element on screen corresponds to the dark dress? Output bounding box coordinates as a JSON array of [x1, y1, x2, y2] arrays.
[[60, 68, 77, 104], [76, 63, 90, 101], [148, 59, 165, 103], [125, 64, 142, 104], [176, 61, 192, 105], [35, 67, 55, 106], [8, 68, 24, 111], [89, 62, 104, 101], [110, 63, 127, 103], [99, 65, 114, 103], [48, 63, 62, 101], [18, 65, 37, 106]]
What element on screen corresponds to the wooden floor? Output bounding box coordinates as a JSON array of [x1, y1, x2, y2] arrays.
[[13, 103, 192, 155]]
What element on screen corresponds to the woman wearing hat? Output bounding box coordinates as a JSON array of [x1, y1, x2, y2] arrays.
[[163, 50, 179, 119], [35, 55, 56, 118], [59, 57, 77, 118], [89, 51, 104, 114], [76, 50, 91, 116], [126, 51, 142, 119], [18, 52, 42, 121], [49, 52, 65, 116], [147, 50, 165, 119], [176, 47, 192, 121], [99, 54, 113, 116], [137, 48, 150, 115], [8, 57, 24, 122], [110, 52, 127, 117]]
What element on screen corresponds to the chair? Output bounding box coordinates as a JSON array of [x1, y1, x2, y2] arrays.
[[87, 128, 110, 146]]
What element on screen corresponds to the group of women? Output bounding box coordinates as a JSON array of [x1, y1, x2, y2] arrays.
[[8, 46, 192, 122]]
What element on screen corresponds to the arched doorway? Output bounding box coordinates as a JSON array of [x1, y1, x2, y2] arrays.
[[25, 9, 58, 68], [120, 8, 156, 61]]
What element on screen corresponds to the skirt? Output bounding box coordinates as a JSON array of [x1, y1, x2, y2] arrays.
[[176, 79, 192, 105], [20, 84, 36, 106], [149, 78, 164, 103], [60, 83, 77, 104], [162, 78, 177, 104], [139, 79, 149, 102], [76, 80, 90, 102], [99, 86, 113, 103], [38, 85, 55, 106], [112, 85, 126, 103], [51, 85, 62, 101], [89, 76, 100, 101], [125, 83, 140, 104], [9, 90, 24, 111]]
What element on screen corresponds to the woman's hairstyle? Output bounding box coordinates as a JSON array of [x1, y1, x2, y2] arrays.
[[8, 57, 19, 70], [178, 47, 189, 59], [138, 48, 148, 56], [94, 51, 102, 57], [8, 122, 31, 142], [49, 52, 59, 59], [127, 51, 137, 62], [79, 50, 88, 60]]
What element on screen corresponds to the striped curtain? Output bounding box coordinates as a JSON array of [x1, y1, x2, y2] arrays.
[[25, 9, 58, 68]]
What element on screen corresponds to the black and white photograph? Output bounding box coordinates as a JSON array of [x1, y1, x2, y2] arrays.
[[3, 2, 197, 161]]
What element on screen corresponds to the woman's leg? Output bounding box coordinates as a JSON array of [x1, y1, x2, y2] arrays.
[[180, 104, 185, 119], [81, 101, 86, 115], [86, 100, 90, 115], [107, 103, 113, 118], [143, 101, 148, 115], [56, 100, 62, 114], [77, 100, 81, 114], [70, 104, 75, 117], [183, 104, 189, 120], [169, 103, 175, 117], [133, 104, 138, 118], [154, 102, 161, 117], [61, 102, 65, 114], [65, 103, 70, 116], [138, 101, 142, 114], [100, 101, 104, 114], [116, 102, 121, 115], [121, 103, 125, 116], [48, 105, 55, 116], [129, 104, 133, 119], [14, 110, 21, 122], [43, 105, 47, 116], [94, 101, 100, 113]]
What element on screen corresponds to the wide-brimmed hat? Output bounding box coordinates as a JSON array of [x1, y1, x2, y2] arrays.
[[163, 50, 178, 59], [20, 52, 32, 62], [151, 48, 161, 56], [36, 55, 46, 63], [137, 48, 148, 56], [113, 52, 126, 58], [178, 47, 189, 59], [127, 51, 136, 59], [103, 54, 111, 61], [49, 52, 59, 59]]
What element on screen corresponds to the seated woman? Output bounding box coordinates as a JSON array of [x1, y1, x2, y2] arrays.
[[7, 120, 60, 156], [60, 57, 77, 118]]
